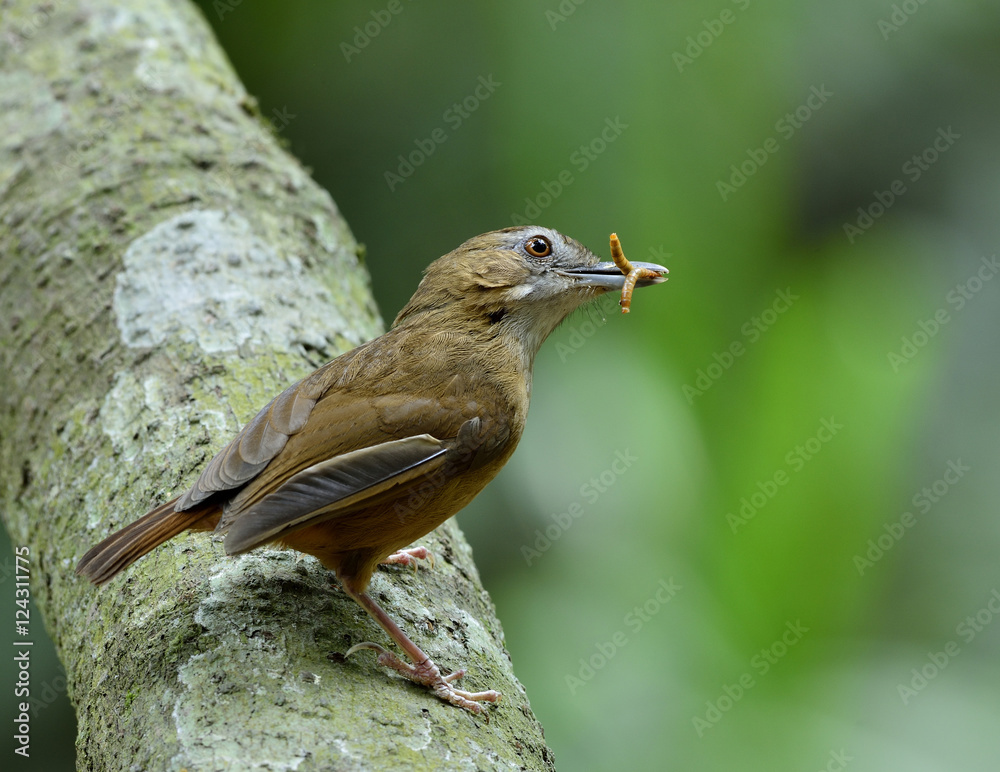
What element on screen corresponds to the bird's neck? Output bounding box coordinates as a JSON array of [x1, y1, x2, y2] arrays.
[[391, 305, 550, 402]]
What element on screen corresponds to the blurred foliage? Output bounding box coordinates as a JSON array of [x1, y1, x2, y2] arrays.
[[5, 0, 1000, 769]]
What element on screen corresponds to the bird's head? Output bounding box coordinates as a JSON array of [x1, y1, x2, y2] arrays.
[[393, 226, 667, 357]]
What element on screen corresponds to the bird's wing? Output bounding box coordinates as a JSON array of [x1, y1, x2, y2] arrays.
[[174, 335, 474, 513], [214, 385, 502, 541], [173, 332, 514, 553], [174, 366, 330, 510], [221, 431, 457, 554]]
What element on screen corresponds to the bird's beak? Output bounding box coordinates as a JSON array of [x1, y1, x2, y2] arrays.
[[558, 261, 669, 291]]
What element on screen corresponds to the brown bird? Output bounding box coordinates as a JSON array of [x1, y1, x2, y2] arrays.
[[76, 226, 668, 712]]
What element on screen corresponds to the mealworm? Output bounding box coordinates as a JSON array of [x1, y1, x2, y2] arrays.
[[610, 233, 662, 314]]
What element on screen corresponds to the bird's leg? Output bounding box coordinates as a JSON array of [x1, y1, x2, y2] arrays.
[[380, 546, 434, 570], [342, 586, 501, 713]]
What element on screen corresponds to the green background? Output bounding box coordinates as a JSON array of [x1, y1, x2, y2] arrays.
[[4, 0, 1000, 769]]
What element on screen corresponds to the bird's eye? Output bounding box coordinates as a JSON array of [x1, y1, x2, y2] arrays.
[[524, 236, 552, 258]]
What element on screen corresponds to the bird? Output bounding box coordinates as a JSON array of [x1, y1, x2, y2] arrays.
[[76, 226, 668, 712]]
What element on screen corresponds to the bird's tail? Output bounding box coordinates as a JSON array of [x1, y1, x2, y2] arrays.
[[76, 498, 216, 585]]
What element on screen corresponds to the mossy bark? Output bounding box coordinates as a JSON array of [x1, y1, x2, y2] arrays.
[[0, 1, 554, 769]]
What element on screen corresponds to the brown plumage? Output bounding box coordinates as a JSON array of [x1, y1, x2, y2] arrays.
[[76, 226, 667, 712]]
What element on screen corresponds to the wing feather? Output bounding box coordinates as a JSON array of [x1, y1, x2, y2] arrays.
[[176, 374, 323, 510], [222, 434, 448, 554]]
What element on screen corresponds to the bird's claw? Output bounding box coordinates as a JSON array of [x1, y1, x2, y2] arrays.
[[345, 642, 500, 713], [381, 546, 434, 572]]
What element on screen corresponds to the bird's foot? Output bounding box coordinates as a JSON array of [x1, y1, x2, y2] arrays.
[[381, 546, 434, 571], [345, 642, 501, 713]]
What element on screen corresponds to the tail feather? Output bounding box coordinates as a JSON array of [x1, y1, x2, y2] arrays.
[[76, 498, 216, 585]]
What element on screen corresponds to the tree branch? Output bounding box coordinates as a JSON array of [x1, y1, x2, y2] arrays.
[[0, 0, 553, 768]]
